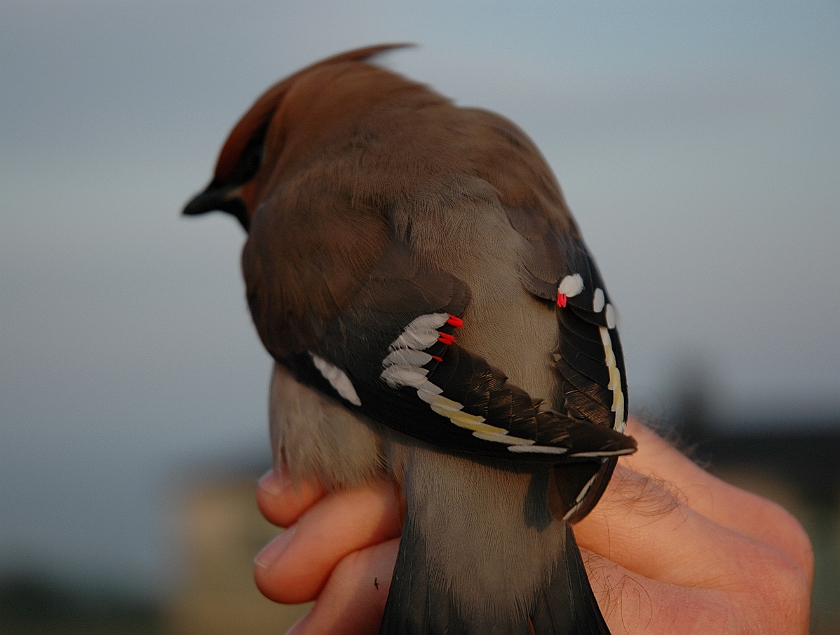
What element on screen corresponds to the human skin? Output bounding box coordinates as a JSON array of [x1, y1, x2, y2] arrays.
[[253, 418, 813, 634]]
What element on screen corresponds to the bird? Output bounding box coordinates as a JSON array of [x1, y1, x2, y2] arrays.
[[184, 44, 636, 635]]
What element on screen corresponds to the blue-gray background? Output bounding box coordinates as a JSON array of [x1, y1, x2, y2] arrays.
[[2, 0, 838, 601]]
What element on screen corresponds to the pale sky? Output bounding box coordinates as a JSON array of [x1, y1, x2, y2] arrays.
[[1, 0, 838, 598]]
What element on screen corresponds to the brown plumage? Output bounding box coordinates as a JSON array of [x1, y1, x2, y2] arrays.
[[185, 45, 634, 635]]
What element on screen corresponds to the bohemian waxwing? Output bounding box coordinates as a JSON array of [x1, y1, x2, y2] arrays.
[[184, 44, 636, 635]]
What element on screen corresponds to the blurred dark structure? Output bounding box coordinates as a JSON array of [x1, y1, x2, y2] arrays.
[[670, 362, 840, 635], [1, 374, 837, 634], [0, 574, 162, 635], [681, 416, 840, 507]]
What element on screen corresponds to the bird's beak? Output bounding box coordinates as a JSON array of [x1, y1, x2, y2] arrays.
[[182, 182, 250, 231]]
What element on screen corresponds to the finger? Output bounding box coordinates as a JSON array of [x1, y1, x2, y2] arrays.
[[573, 464, 807, 592], [581, 547, 810, 635], [582, 547, 732, 635], [621, 419, 813, 579], [622, 419, 780, 526], [287, 539, 400, 635], [254, 479, 402, 604], [256, 466, 328, 528]]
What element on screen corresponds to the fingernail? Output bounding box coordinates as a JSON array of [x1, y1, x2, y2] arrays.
[[257, 465, 292, 496], [257, 468, 286, 496], [285, 611, 311, 635], [255, 524, 296, 569]]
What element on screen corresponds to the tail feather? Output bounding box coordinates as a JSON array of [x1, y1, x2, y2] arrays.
[[380, 446, 611, 635], [380, 515, 533, 635], [530, 525, 610, 634], [381, 519, 610, 635]]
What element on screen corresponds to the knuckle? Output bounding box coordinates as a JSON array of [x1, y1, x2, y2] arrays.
[[738, 549, 812, 634]]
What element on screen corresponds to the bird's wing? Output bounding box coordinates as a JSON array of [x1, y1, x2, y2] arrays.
[[505, 206, 628, 433], [504, 203, 630, 521], [281, 239, 635, 466]]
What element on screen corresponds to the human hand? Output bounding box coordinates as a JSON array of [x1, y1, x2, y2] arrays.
[[253, 418, 813, 634]]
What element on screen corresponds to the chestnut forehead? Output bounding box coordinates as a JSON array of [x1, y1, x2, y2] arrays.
[[213, 45, 410, 182], [214, 80, 288, 182]]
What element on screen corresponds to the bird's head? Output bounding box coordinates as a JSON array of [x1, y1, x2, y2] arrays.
[[182, 44, 412, 231]]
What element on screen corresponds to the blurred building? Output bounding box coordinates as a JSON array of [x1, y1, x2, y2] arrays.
[[167, 469, 311, 635]]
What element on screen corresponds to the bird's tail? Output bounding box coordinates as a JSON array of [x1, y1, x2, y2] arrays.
[[529, 524, 611, 635], [379, 445, 612, 635], [380, 518, 610, 635]]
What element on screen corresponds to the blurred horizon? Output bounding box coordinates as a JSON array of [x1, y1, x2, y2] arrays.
[[1, 0, 838, 612]]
